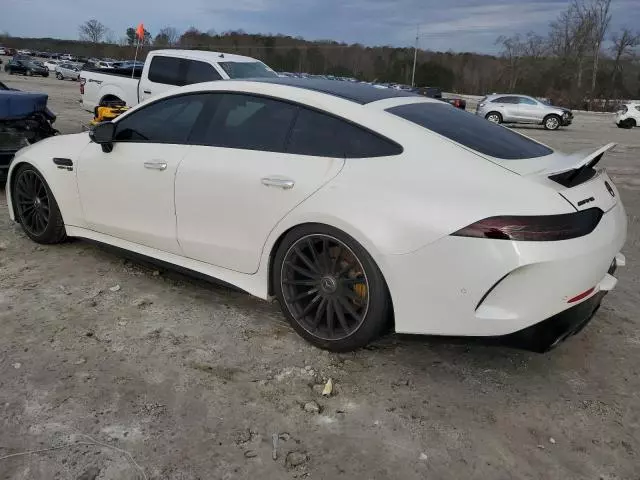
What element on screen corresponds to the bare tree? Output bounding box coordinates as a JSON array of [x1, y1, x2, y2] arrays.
[[587, 0, 612, 93], [610, 28, 640, 91], [79, 19, 107, 43], [549, 1, 595, 89], [154, 26, 180, 47], [496, 34, 525, 90]]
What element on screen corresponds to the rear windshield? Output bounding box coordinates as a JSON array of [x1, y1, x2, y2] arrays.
[[387, 103, 553, 160], [218, 61, 278, 79]]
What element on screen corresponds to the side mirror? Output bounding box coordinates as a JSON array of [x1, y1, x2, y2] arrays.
[[90, 122, 115, 153]]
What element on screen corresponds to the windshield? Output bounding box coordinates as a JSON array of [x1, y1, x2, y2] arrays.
[[218, 61, 277, 79], [387, 102, 553, 160]]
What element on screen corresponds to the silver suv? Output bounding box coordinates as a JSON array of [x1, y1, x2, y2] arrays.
[[55, 62, 81, 81], [476, 94, 573, 130]]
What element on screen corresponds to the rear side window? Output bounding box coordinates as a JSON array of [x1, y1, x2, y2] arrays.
[[115, 94, 207, 144], [387, 103, 553, 160], [287, 108, 402, 158], [184, 59, 222, 83], [200, 93, 297, 152], [218, 61, 277, 79], [518, 97, 537, 105], [148, 56, 182, 85], [492, 97, 517, 104]]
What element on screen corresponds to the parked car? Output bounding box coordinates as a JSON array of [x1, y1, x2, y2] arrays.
[[43, 60, 60, 72], [5, 78, 626, 353], [1, 89, 58, 185], [80, 49, 277, 111], [614, 103, 640, 129], [476, 94, 572, 130], [55, 63, 81, 80], [4, 59, 49, 77], [0, 47, 7, 55]]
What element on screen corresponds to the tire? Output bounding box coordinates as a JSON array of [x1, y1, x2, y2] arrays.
[[543, 114, 561, 130], [485, 112, 502, 124], [12, 165, 67, 244], [622, 119, 637, 129], [273, 224, 391, 352], [56, 72, 63, 80], [26, 70, 33, 77]]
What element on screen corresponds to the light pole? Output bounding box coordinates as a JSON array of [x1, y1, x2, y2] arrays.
[[411, 25, 419, 87]]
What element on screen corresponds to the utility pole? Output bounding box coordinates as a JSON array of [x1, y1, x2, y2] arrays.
[[411, 25, 419, 87]]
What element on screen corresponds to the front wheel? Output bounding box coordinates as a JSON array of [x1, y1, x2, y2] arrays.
[[12, 165, 67, 244], [56, 72, 63, 80], [544, 114, 561, 130], [273, 225, 391, 352], [485, 112, 502, 124]]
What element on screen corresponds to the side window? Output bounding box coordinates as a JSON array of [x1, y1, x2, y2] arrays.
[[287, 108, 402, 158], [148, 55, 183, 85], [184, 59, 222, 84], [114, 94, 207, 144], [491, 97, 518, 104], [518, 97, 537, 105], [200, 94, 297, 152], [635, 106, 640, 113]]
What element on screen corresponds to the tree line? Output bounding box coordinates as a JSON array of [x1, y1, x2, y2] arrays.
[[2, 0, 638, 109]]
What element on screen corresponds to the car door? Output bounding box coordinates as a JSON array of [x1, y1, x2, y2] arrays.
[[76, 93, 210, 254], [175, 93, 347, 274], [516, 96, 541, 123], [175, 93, 402, 274], [488, 96, 517, 122]]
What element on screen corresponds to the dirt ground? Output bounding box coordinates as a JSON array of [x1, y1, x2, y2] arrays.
[[1, 66, 639, 480]]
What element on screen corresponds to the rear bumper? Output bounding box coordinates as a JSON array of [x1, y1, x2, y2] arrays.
[[382, 201, 627, 340], [500, 256, 619, 352]]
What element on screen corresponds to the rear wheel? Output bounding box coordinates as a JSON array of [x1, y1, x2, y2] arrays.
[[543, 114, 561, 130], [618, 118, 636, 129], [485, 112, 502, 124], [26, 69, 33, 77], [274, 225, 391, 351], [12, 165, 67, 244]]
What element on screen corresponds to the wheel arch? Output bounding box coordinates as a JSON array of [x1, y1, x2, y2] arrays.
[[265, 220, 396, 330]]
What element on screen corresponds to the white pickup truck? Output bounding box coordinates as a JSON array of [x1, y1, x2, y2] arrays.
[[80, 49, 277, 111]]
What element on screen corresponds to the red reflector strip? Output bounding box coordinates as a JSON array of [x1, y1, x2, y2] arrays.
[[567, 287, 595, 303]]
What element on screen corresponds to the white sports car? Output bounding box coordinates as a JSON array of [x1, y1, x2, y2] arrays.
[[5, 79, 627, 352]]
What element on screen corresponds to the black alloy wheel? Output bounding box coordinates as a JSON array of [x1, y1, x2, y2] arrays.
[[13, 166, 66, 244], [275, 226, 390, 351]]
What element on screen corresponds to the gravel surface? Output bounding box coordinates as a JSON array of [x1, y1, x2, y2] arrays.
[[1, 65, 639, 480]]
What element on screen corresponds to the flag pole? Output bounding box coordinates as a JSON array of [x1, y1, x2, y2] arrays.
[[132, 36, 140, 79]]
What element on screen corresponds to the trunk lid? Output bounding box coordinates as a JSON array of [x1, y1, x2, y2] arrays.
[[492, 143, 619, 212]]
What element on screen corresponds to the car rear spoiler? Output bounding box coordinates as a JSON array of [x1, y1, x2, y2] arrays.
[[539, 143, 616, 176], [546, 143, 616, 188]]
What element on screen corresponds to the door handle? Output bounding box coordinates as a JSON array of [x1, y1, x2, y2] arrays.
[[261, 177, 295, 189], [143, 90, 151, 94], [144, 161, 167, 171]]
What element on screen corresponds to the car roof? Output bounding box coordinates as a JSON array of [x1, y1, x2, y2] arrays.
[[150, 49, 262, 64], [246, 77, 421, 105]]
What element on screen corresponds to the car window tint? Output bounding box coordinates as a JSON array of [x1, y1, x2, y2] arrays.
[[287, 107, 402, 158], [387, 103, 553, 160], [114, 94, 207, 144], [201, 94, 297, 152], [518, 97, 537, 105], [148, 55, 183, 85], [492, 97, 514, 104], [184, 59, 222, 84], [635, 106, 640, 112]]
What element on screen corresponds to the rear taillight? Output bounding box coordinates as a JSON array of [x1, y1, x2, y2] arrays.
[[79, 77, 85, 94], [452, 208, 603, 242]]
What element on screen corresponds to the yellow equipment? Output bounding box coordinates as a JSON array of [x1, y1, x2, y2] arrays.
[[89, 105, 130, 126]]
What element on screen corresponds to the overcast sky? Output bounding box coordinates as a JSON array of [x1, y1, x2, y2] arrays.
[[2, 0, 639, 54]]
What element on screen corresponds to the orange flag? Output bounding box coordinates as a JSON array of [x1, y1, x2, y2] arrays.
[[136, 23, 145, 40]]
